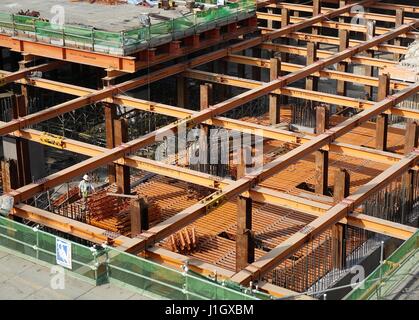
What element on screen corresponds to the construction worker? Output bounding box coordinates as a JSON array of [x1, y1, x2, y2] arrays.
[[79, 174, 95, 211]]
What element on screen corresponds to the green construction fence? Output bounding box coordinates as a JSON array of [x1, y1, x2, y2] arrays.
[[0, 215, 269, 300], [344, 230, 419, 300], [0, 0, 256, 54]]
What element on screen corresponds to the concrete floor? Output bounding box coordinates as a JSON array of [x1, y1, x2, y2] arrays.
[[0, 247, 152, 300], [0, 0, 195, 31]]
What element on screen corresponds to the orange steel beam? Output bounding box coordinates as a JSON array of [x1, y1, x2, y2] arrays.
[[259, 30, 409, 56], [121, 24, 419, 253], [183, 69, 419, 119], [0, 21, 255, 73], [224, 54, 409, 90], [7, 18, 416, 207], [0, 60, 65, 86], [10, 202, 302, 298], [299, 0, 419, 13], [0, 74, 408, 166], [7, 0, 408, 239], [258, 13, 419, 40], [0, 34, 136, 72], [0, 46, 232, 137], [10, 127, 414, 245], [231, 151, 419, 285], [263, 3, 418, 24], [0, 0, 375, 138], [259, 42, 398, 69]]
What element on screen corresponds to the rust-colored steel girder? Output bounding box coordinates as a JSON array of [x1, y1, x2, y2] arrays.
[[259, 42, 398, 69], [7, 18, 418, 241], [0, 21, 255, 73], [183, 69, 419, 120], [257, 13, 419, 40], [0, 70, 409, 166], [0, 0, 375, 138], [231, 151, 419, 285], [0, 61, 65, 87], [12, 202, 306, 298], [263, 2, 418, 24], [10, 124, 414, 240], [259, 31, 408, 56], [224, 54, 409, 90], [125, 79, 419, 254]]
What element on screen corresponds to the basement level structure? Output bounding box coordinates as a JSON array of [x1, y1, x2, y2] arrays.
[[0, 0, 418, 300]]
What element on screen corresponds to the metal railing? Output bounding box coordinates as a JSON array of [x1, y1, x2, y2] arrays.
[[0, 215, 268, 300], [0, 0, 256, 55]]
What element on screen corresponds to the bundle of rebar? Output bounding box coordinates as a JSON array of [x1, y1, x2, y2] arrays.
[[52, 187, 80, 207], [87, 190, 130, 219], [168, 227, 198, 254]]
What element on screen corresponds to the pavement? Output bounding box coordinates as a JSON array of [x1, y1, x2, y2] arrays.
[[0, 247, 153, 300]]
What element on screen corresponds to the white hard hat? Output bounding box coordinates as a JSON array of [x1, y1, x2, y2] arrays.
[[83, 174, 90, 181]]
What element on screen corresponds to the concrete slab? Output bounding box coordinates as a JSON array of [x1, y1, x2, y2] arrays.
[[16, 264, 56, 289], [25, 287, 83, 300], [0, 254, 37, 278], [0, 276, 38, 299], [0, 249, 9, 259], [128, 293, 153, 300], [0, 0, 211, 32], [0, 274, 9, 284], [76, 284, 137, 300], [0, 247, 154, 300]]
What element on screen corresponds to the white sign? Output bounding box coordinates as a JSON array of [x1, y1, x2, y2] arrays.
[[217, 0, 225, 6], [56, 238, 72, 269]]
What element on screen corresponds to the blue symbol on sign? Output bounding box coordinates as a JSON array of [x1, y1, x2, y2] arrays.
[[56, 238, 72, 269]]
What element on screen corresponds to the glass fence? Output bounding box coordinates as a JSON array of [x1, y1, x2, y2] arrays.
[[0, 215, 268, 300], [344, 230, 419, 300], [0, 0, 256, 54]]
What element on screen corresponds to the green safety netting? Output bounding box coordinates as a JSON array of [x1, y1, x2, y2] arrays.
[[0, 0, 256, 51], [344, 230, 419, 300], [0, 216, 267, 300]]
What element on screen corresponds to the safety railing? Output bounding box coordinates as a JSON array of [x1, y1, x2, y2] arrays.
[[344, 230, 419, 300], [0, 215, 104, 284], [0, 215, 268, 300], [0, 0, 256, 55]]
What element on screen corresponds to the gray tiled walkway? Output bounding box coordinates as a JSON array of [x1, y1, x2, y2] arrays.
[[0, 247, 152, 300]]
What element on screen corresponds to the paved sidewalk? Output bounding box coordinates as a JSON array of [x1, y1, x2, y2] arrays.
[[0, 247, 152, 300]]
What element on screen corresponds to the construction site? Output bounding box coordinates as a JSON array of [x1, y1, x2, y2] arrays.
[[0, 0, 418, 301]]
